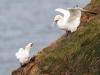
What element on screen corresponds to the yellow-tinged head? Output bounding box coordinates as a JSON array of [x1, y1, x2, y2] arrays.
[[25, 43, 33, 51], [54, 15, 63, 22], [25, 40, 38, 51], [51, 15, 63, 27]]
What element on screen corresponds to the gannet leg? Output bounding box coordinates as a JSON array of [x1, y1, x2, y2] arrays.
[[20, 62, 22, 66], [17, 63, 23, 71], [66, 31, 72, 41], [26, 57, 31, 67]]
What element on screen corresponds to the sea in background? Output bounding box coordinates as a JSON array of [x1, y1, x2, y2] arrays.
[[0, 0, 90, 75]]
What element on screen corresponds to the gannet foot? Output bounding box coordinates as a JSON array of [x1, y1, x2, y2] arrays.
[[66, 35, 71, 41], [66, 31, 71, 41], [20, 62, 26, 67]]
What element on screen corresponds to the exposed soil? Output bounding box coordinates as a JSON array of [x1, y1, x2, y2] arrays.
[[11, 0, 98, 75]]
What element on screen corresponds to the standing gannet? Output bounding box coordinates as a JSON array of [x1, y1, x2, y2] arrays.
[[52, 6, 97, 40], [15, 40, 38, 66]]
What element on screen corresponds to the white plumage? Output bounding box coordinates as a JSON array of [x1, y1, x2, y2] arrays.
[[52, 6, 96, 40], [15, 40, 38, 66], [16, 48, 30, 65]]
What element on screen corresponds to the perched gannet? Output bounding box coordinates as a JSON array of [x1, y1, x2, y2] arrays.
[[52, 5, 97, 40], [15, 40, 38, 66]]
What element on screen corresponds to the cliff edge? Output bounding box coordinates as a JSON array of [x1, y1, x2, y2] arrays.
[[12, 0, 100, 75]]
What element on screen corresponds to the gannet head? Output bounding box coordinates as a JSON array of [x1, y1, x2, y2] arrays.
[[54, 15, 63, 23], [25, 40, 38, 51], [51, 15, 63, 27], [25, 43, 33, 51]]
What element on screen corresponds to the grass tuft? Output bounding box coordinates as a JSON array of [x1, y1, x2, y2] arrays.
[[34, 0, 100, 75]]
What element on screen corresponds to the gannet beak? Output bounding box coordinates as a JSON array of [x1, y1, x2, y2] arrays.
[[31, 39, 38, 47], [51, 20, 58, 28], [51, 22, 56, 27]]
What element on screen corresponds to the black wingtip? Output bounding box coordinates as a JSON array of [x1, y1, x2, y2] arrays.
[[73, 4, 78, 8], [88, 11, 98, 15], [76, 4, 78, 7]]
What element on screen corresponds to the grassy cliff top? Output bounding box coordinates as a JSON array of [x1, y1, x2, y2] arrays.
[[12, 0, 100, 75]]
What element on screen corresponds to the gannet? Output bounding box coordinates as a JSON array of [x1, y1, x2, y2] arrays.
[[52, 5, 97, 40], [15, 40, 38, 66]]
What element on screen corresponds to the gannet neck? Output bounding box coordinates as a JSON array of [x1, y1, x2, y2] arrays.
[[25, 49, 30, 52], [15, 40, 38, 66], [25, 43, 31, 52], [54, 15, 67, 29]]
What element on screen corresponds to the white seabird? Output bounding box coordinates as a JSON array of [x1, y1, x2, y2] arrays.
[[15, 40, 38, 66], [52, 5, 97, 40]]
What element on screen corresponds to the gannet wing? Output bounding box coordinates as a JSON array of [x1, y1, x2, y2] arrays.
[[68, 7, 97, 16], [18, 48, 24, 52], [15, 48, 24, 60], [55, 8, 70, 21], [66, 7, 82, 23]]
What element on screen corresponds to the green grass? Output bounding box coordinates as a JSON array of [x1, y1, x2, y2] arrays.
[[34, 0, 100, 75]]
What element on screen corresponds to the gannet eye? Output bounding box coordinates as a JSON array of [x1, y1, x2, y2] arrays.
[[31, 43, 33, 47], [55, 20, 58, 23]]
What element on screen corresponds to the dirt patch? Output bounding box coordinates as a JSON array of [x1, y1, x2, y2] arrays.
[[11, 0, 99, 75]]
